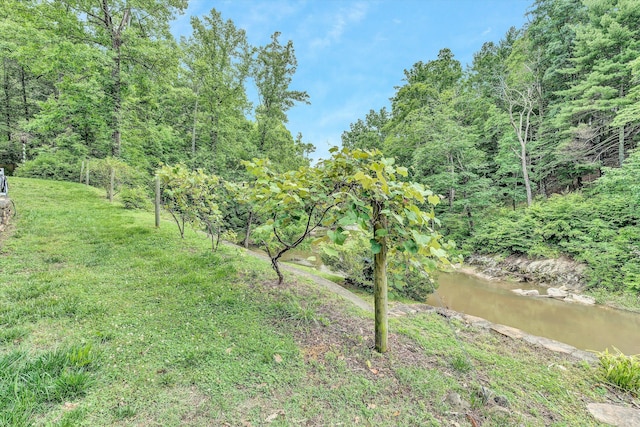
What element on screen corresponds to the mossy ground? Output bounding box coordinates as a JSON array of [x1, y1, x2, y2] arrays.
[[1, 178, 637, 426]]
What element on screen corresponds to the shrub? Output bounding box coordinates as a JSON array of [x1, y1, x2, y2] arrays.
[[119, 186, 152, 210], [14, 150, 81, 181], [597, 348, 640, 394]]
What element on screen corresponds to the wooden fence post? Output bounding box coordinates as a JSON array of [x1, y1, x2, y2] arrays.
[[155, 175, 160, 228], [108, 167, 115, 202]]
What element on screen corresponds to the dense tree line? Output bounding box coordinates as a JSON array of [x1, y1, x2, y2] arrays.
[[1, 0, 637, 293], [0, 1, 312, 180], [341, 0, 639, 293]]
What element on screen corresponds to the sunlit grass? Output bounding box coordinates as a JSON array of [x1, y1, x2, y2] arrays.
[[0, 177, 631, 426]]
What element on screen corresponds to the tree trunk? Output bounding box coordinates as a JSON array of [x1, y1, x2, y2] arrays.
[[372, 201, 388, 353], [272, 257, 284, 285], [619, 83, 625, 167], [111, 40, 122, 157], [20, 66, 28, 121], [243, 210, 253, 249], [3, 58, 11, 142], [21, 133, 26, 162], [448, 155, 455, 211], [520, 142, 532, 206], [155, 175, 160, 228], [102, 1, 129, 158], [618, 126, 625, 167], [191, 89, 199, 156]]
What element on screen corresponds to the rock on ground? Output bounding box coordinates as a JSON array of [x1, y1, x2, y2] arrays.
[[587, 403, 640, 426]]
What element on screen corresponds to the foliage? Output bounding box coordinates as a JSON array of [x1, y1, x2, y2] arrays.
[[320, 147, 457, 274], [14, 149, 80, 181], [157, 163, 224, 251], [320, 233, 373, 291], [470, 187, 640, 292], [242, 158, 339, 284], [320, 233, 438, 301], [88, 157, 147, 201], [597, 347, 640, 394], [1, 176, 620, 426], [119, 186, 152, 210]]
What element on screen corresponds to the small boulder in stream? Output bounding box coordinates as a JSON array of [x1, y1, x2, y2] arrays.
[[547, 287, 569, 298], [512, 289, 540, 296]]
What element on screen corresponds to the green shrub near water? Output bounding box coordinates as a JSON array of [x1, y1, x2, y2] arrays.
[[597, 348, 640, 394]]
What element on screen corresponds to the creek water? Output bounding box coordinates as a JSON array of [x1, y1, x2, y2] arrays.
[[428, 272, 640, 355], [281, 248, 640, 354]]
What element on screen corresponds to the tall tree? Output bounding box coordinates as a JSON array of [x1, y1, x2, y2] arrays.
[[253, 32, 310, 153], [556, 0, 640, 167], [59, 0, 187, 157], [182, 9, 252, 173], [341, 108, 389, 151]]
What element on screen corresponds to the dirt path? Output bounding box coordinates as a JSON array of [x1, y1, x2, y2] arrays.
[[225, 242, 373, 313]]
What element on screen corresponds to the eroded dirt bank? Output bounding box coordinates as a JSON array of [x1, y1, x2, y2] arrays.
[[465, 254, 587, 290]]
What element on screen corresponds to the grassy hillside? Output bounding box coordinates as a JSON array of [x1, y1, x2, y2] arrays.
[[0, 178, 635, 426]]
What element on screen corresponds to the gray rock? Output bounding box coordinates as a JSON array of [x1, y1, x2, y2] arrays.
[[587, 403, 640, 426], [547, 287, 569, 298], [444, 392, 469, 409]]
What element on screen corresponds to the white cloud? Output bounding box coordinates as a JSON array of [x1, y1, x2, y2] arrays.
[[310, 2, 368, 50], [482, 27, 492, 36]]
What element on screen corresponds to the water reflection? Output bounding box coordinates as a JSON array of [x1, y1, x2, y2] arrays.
[[428, 272, 640, 354]]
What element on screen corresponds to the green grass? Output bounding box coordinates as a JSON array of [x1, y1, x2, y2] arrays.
[[0, 177, 636, 426]]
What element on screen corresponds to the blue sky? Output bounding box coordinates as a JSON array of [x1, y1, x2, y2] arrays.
[[171, 0, 531, 160]]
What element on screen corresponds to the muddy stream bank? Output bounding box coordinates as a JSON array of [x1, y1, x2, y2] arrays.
[[280, 250, 640, 355]]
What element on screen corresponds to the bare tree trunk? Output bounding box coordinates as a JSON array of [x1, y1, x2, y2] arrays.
[[520, 141, 533, 206], [448, 155, 455, 211], [21, 133, 26, 162], [372, 201, 388, 353]]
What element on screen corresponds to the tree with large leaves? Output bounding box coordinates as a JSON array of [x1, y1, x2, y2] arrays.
[[245, 148, 455, 353]]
